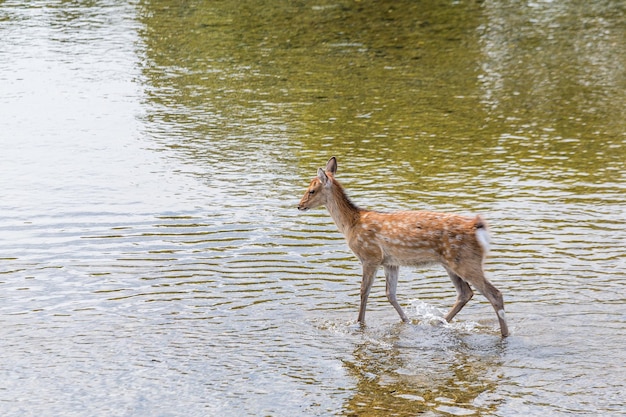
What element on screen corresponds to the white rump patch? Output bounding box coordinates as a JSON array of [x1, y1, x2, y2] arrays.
[[476, 228, 490, 253]]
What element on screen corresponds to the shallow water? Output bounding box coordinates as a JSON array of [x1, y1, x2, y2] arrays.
[[1, 0, 625, 416]]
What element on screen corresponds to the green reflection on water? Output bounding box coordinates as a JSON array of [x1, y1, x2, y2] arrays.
[[138, 0, 624, 192]]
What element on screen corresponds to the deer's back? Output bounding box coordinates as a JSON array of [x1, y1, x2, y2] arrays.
[[347, 210, 486, 267]]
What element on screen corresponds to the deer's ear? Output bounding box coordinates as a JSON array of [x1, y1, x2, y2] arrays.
[[317, 168, 329, 184], [325, 157, 337, 175]]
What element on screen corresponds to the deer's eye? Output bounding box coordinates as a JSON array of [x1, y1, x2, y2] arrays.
[[309, 190, 315, 195]]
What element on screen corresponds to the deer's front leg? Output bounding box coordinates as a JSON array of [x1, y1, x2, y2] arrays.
[[357, 263, 378, 324]]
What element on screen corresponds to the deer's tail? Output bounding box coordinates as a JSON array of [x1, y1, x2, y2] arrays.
[[474, 215, 490, 254]]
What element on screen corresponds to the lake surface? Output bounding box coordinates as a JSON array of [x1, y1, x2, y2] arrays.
[[1, 0, 624, 416]]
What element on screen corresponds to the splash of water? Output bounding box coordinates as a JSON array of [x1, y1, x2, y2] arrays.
[[408, 299, 480, 333]]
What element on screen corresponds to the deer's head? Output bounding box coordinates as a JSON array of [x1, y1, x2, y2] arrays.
[[297, 157, 337, 211]]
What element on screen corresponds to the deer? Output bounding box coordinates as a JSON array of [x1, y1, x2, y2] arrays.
[[297, 157, 509, 337]]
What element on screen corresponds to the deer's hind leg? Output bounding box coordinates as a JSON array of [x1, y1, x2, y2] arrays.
[[453, 263, 509, 337], [444, 268, 474, 323]]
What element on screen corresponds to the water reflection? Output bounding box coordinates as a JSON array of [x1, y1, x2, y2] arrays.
[[478, 0, 625, 188], [137, 0, 625, 193], [479, 0, 626, 137], [342, 325, 505, 416]]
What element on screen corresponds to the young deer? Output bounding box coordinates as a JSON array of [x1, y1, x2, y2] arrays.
[[298, 157, 509, 337]]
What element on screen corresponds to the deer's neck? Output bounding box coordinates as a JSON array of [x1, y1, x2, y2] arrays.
[[326, 181, 362, 235]]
